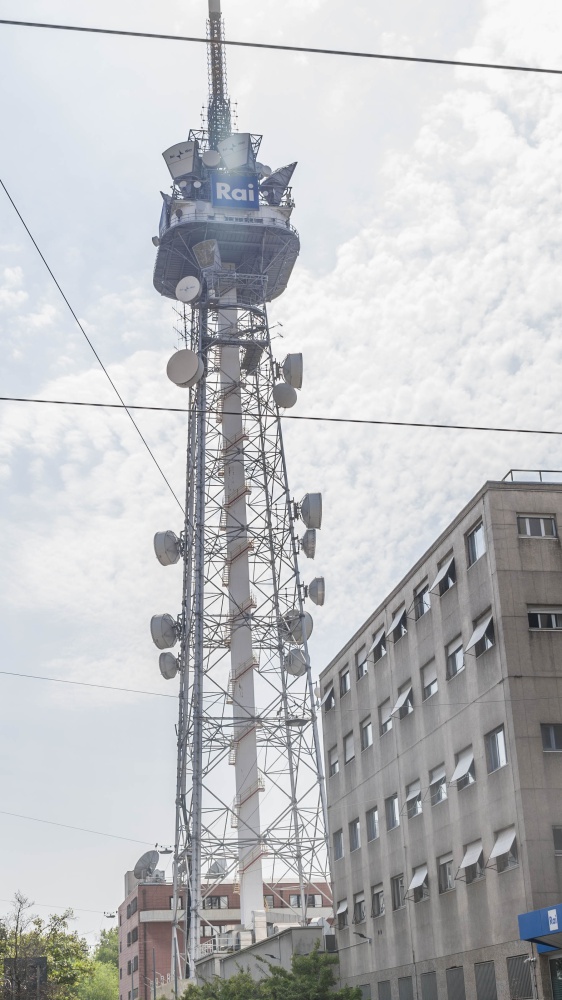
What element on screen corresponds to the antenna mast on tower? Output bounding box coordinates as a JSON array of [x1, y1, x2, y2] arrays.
[[150, 0, 330, 988]]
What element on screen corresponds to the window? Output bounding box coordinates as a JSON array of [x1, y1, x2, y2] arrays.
[[127, 961, 131, 976], [421, 973, 438, 1000], [371, 884, 385, 917], [391, 874, 406, 910], [451, 746, 475, 789], [506, 955, 534, 1000], [399, 979, 414, 1000], [126, 904, 131, 919], [202, 896, 229, 909], [353, 891, 366, 923], [406, 779, 422, 818], [372, 628, 387, 662], [385, 793, 400, 831], [132, 957, 138, 973], [429, 764, 447, 805], [264, 894, 274, 908], [528, 607, 562, 630], [421, 661, 438, 700], [126, 933, 131, 947], [130, 899, 137, 915], [289, 894, 301, 907], [409, 864, 429, 902], [485, 725, 507, 772], [392, 683, 413, 720], [333, 829, 344, 861], [467, 522, 486, 566], [366, 806, 379, 842], [131, 928, 138, 944], [328, 746, 339, 776], [542, 723, 562, 750], [356, 646, 367, 679], [414, 583, 430, 620], [336, 899, 348, 929], [446, 967, 466, 1000], [446, 639, 464, 679], [474, 964, 497, 1000], [518, 514, 557, 537], [321, 685, 334, 712], [467, 614, 495, 657], [379, 699, 393, 736], [120, 969, 122, 980], [438, 854, 455, 893], [339, 667, 351, 696], [460, 840, 485, 884], [169, 896, 183, 909], [344, 732, 355, 763], [306, 894, 322, 907], [431, 555, 456, 596], [554, 827, 562, 855], [349, 817, 361, 852], [378, 984, 391, 1000], [390, 606, 407, 642], [132, 989, 138, 999], [360, 716, 373, 751]]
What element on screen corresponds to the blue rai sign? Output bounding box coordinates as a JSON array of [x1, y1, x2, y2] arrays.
[[211, 173, 260, 211]]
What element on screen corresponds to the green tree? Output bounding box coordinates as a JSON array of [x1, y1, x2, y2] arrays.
[[95, 928, 119, 969], [180, 943, 362, 1000], [77, 959, 119, 1000]]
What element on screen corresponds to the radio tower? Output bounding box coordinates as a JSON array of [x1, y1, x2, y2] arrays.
[[150, 0, 329, 984]]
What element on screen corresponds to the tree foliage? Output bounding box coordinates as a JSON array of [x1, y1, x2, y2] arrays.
[[94, 928, 119, 969], [180, 943, 362, 1000], [76, 959, 119, 1000], [0, 894, 94, 1000]]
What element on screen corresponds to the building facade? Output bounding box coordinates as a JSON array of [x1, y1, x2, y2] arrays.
[[319, 478, 562, 1000], [118, 872, 332, 1000]]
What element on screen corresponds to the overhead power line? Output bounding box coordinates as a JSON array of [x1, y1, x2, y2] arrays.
[[0, 896, 113, 916], [1, 394, 562, 439], [0, 809, 155, 846], [0, 18, 561, 77], [0, 179, 184, 514], [0, 669, 176, 699]]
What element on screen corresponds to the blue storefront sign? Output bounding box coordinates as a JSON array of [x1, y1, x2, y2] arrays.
[[519, 902, 562, 953], [210, 173, 260, 210]]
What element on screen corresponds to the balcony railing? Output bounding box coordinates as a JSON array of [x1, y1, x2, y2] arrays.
[[502, 469, 562, 483]]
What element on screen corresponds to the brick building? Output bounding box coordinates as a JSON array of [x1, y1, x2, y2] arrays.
[[118, 872, 332, 999]]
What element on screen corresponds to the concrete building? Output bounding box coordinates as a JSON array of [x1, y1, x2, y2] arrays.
[[319, 475, 562, 1000], [118, 871, 332, 1000]]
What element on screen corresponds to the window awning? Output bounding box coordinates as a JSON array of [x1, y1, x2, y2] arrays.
[[459, 840, 483, 869], [466, 614, 493, 651], [392, 687, 413, 716], [430, 556, 454, 592], [354, 893, 365, 903], [450, 748, 474, 783], [389, 606, 406, 633], [489, 826, 516, 860], [320, 686, 334, 706], [368, 626, 385, 654], [336, 900, 348, 914], [430, 765, 446, 784], [406, 780, 421, 802], [408, 865, 428, 890]]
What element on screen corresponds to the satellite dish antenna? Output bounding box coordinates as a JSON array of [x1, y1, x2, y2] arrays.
[[281, 610, 313, 645], [273, 383, 297, 409], [307, 577, 325, 606], [282, 353, 303, 389], [193, 179, 202, 189], [150, 614, 178, 650], [301, 529, 316, 559], [159, 652, 178, 680], [175, 276, 201, 303], [154, 530, 181, 566], [202, 149, 221, 167], [284, 648, 309, 677], [133, 849, 160, 881], [167, 349, 204, 389], [301, 493, 322, 530]]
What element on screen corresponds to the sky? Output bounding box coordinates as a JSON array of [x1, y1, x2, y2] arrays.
[[2, 0, 562, 947]]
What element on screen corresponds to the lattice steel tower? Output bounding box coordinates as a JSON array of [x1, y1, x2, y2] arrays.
[[150, 0, 329, 984]]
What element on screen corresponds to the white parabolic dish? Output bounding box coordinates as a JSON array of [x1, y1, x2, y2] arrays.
[[202, 149, 221, 167], [175, 275, 201, 303], [272, 383, 297, 408], [167, 349, 204, 389]]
